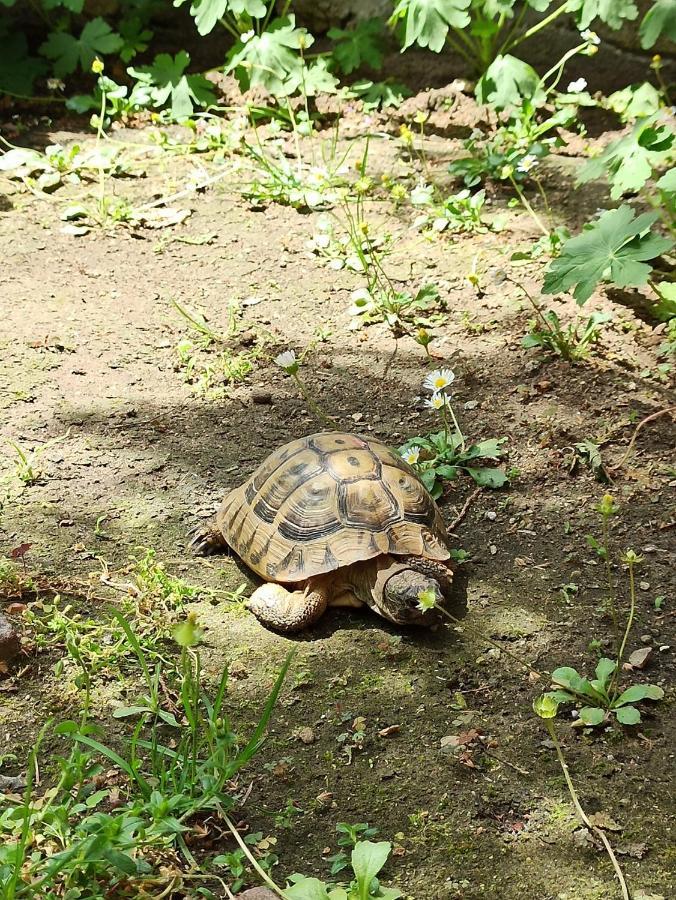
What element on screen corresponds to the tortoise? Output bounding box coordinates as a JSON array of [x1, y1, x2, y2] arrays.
[[192, 432, 453, 633]]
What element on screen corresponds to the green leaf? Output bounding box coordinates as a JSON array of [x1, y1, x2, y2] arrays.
[[578, 117, 674, 199], [551, 666, 598, 699], [328, 18, 385, 74], [569, 0, 639, 31], [544, 689, 577, 704], [639, 0, 676, 48], [226, 15, 312, 97], [103, 848, 139, 875], [464, 466, 508, 488], [606, 83, 662, 123], [390, 0, 471, 53], [573, 440, 609, 482], [350, 79, 410, 110], [653, 281, 676, 322], [352, 841, 392, 896], [129, 51, 216, 120], [656, 166, 676, 194], [435, 464, 460, 480], [40, 17, 123, 77], [614, 705, 641, 725], [579, 706, 606, 725], [542, 205, 674, 304], [594, 657, 616, 689], [465, 437, 506, 460], [302, 59, 340, 97], [476, 54, 545, 111], [0, 29, 47, 95], [285, 876, 333, 900], [112, 705, 151, 719], [613, 683, 665, 706]]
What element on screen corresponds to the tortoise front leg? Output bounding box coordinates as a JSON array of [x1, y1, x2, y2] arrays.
[[247, 580, 329, 633], [190, 519, 227, 555]]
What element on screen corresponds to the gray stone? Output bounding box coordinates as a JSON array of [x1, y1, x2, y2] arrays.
[[0, 613, 20, 663]]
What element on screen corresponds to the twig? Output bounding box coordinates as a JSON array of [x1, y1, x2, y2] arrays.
[[481, 748, 530, 777], [546, 720, 630, 900], [448, 487, 482, 533], [223, 815, 288, 899], [608, 406, 676, 475], [134, 168, 235, 213]]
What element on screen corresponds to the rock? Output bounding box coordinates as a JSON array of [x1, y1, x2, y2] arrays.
[[234, 889, 279, 900], [0, 614, 20, 663], [252, 389, 273, 405]]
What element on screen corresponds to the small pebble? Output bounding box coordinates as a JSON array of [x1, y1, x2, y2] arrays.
[[639, 581, 650, 591], [484, 511, 497, 521], [251, 389, 272, 405]]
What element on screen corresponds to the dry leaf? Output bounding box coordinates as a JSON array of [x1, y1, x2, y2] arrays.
[[588, 811, 622, 832], [378, 725, 401, 737]]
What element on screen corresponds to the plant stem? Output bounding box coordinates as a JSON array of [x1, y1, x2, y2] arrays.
[[224, 815, 289, 899], [95, 81, 108, 221], [508, 174, 550, 238], [609, 556, 637, 700], [291, 372, 334, 429], [508, 2, 570, 53], [437, 607, 544, 679], [449, 403, 465, 452], [545, 719, 630, 900], [601, 514, 620, 650]]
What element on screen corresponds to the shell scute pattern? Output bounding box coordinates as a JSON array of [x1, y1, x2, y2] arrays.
[[216, 432, 450, 583]]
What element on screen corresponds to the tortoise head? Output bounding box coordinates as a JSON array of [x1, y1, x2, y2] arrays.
[[376, 561, 449, 626]]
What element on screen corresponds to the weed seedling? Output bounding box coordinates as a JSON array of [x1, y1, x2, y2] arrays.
[[287, 840, 401, 900], [399, 370, 508, 496], [542, 499, 664, 727]]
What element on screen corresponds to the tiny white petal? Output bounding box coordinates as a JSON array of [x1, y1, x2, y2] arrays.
[[566, 78, 587, 93]]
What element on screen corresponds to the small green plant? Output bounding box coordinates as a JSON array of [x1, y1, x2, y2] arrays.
[[399, 370, 508, 496], [389, 1, 639, 75], [522, 308, 611, 361], [411, 186, 489, 234], [542, 499, 664, 727], [286, 840, 401, 900], [327, 823, 380, 875], [545, 654, 664, 726], [1, 613, 292, 897], [6, 430, 70, 486]]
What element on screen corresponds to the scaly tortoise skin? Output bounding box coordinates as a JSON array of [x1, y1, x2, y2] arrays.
[[193, 432, 453, 632]]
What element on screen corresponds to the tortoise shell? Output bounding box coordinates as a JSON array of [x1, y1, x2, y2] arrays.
[[216, 432, 450, 583]]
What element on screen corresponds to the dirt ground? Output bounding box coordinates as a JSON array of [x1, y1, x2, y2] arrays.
[[1, 34, 675, 900]]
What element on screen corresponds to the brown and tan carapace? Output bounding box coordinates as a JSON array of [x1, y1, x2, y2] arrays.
[[192, 432, 454, 632]]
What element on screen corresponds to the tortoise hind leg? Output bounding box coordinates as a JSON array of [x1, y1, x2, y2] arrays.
[[190, 519, 227, 555], [247, 580, 329, 633]]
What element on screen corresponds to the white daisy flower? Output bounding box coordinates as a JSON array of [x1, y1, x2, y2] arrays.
[[567, 78, 587, 93], [425, 392, 451, 411], [423, 369, 455, 393], [517, 153, 538, 174], [401, 446, 421, 465], [274, 350, 298, 374]]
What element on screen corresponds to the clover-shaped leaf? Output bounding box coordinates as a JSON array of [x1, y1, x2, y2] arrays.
[[40, 17, 123, 77]]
